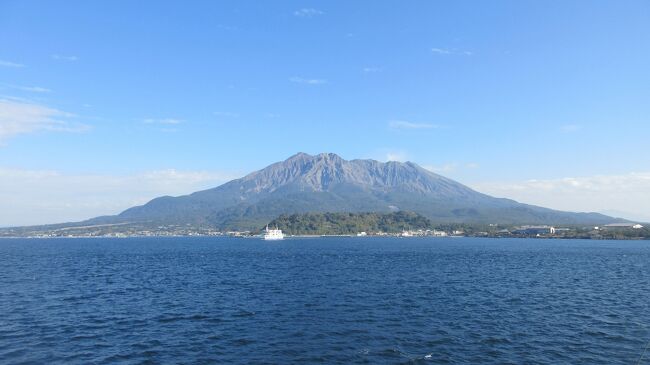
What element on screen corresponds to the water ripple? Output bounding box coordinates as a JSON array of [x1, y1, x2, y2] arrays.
[[1, 237, 649, 364]]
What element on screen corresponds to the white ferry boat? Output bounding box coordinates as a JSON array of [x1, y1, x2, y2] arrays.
[[263, 226, 284, 240]]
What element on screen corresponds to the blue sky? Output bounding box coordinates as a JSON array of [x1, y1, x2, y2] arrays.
[[1, 1, 649, 225]]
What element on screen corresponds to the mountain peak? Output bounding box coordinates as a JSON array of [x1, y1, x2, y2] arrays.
[[240, 152, 469, 196], [286, 152, 312, 160], [286, 152, 420, 169], [315, 152, 343, 160], [285, 152, 344, 163]]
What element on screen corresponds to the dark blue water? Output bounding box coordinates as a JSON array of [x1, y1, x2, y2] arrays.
[[1, 237, 649, 364]]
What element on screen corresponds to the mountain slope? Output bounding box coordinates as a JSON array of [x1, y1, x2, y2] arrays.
[[97, 152, 617, 230]]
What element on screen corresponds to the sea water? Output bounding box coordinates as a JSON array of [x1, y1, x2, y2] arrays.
[[1, 237, 649, 364]]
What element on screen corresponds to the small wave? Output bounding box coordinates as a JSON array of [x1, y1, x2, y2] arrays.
[[157, 313, 211, 323], [232, 338, 255, 346], [480, 336, 513, 345], [232, 310, 255, 318]]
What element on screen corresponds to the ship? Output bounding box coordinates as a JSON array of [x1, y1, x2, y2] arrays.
[[263, 225, 285, 240]]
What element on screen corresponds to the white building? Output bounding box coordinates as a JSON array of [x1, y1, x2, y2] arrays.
[[603, 223, 644, 230], [514, 226, 556, 235]]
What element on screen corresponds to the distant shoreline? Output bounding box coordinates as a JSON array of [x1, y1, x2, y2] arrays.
[[0, 235, 647, 241]]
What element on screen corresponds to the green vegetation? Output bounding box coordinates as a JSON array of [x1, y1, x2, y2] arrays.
[[267, 211, 433, 235], [593, 227, 650, 240]]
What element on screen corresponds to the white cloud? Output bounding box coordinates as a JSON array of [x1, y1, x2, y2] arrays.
[[143, 118, 183, 125], [0, 99, 88, 144], [0, 168, 239, 227], [431, 48, 452, 55], [294, 8, 324, 17], [471, 172, 650, 222], [52, 54, 78, 62], [290, 77, 328, 85], [0, 60, 25, 68], [389, 120, 437, 130]]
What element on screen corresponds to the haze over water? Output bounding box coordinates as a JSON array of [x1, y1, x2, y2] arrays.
[[1, 237, 648, 364]]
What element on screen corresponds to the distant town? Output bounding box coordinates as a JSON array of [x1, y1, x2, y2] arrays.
[[1, 221, 647, 240]]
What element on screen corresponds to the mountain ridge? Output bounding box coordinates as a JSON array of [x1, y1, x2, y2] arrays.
[[99, 152, 618, 229]]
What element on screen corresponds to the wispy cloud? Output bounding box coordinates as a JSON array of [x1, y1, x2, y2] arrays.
[[0, 168, 239, 226], [52, 54, 78, 62], [423, 162, 479, 175], [0, 99, 88, 144], [216, 24, 238, 31], [424, 163, 458, 173], [431, 48, 452, 55], [431, 48, 473, 56], [294, 8, 324, 17], [17, 86, 51, 93], [389, 120, 437, 130], [385, 151, 409, 162], [1, 84, 52, 93], [0, 60, 25, 68], [560, 124, 581, 133], [471, 172, 650, 222], [214, 111, 240, 118], [290, 77, 328, 85], [143, 118, 183, 125], [362, 67, 382, 73]]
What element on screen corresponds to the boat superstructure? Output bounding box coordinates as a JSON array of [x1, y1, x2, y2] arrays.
[[263, 225, 285, 240]]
